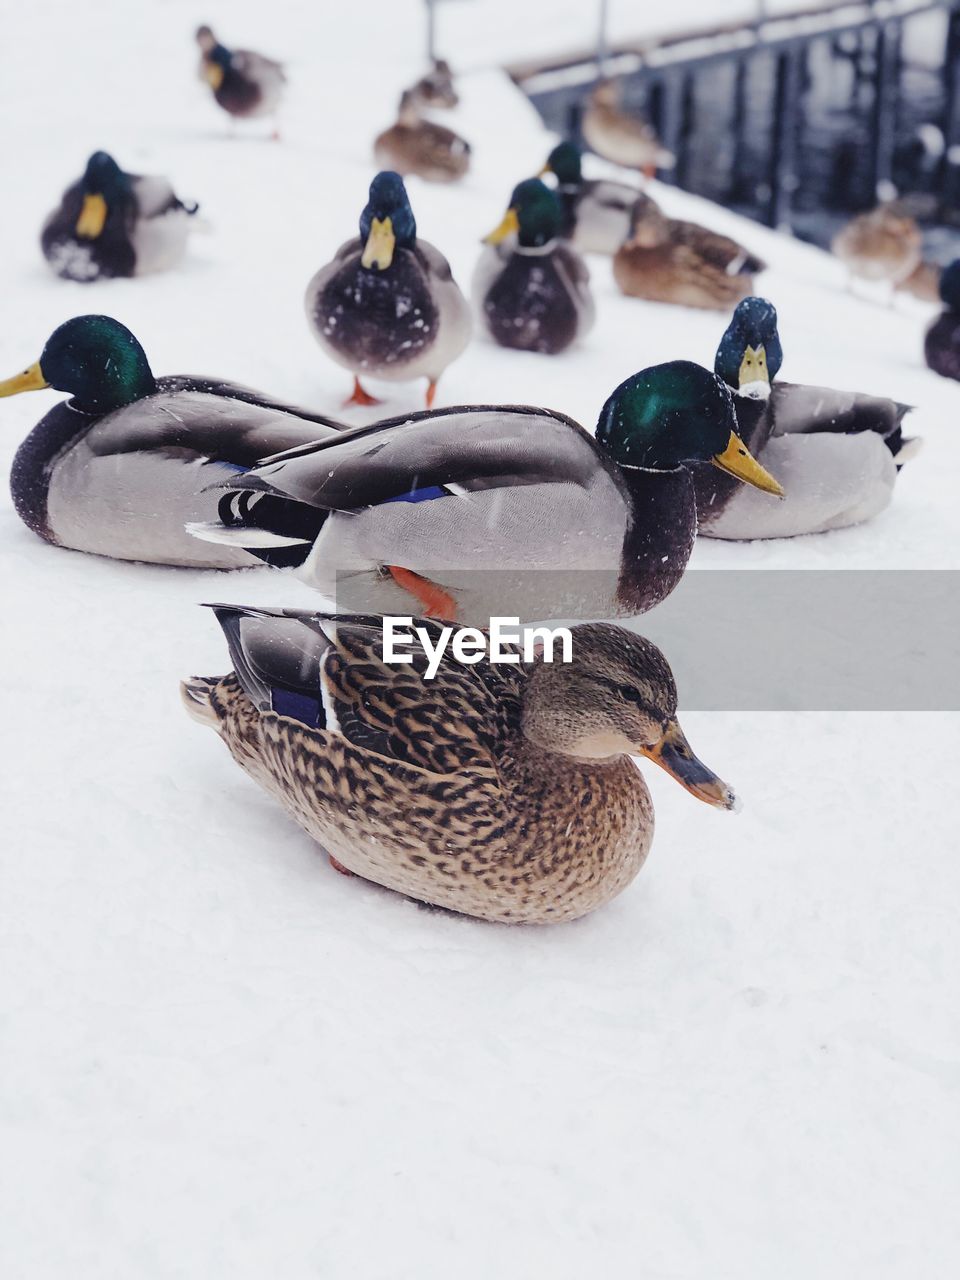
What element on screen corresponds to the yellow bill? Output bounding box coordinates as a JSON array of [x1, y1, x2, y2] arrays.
[[361, 216, 396, 270], [483, 206, 519, 245], [537, 163, 551, 178], [76, 193, 107, 239], [0, 361, 48, 398], [204, 61, 225, 90], [640, 719, 738, 810], [738, 344, 770, 392], [712, 431, 784, 496]]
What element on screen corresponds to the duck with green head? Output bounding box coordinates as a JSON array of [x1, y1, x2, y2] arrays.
[[697, 295, 916, 538], [473, 178, 595, 354], [195, 25, 286, 128], [0, 315, 343, 566], [305, 171, 472, 408], [41, 151, 199, 282], [187, 359, 783, 625], [924, 259, 960, 382], [539, 140, 643, 256]]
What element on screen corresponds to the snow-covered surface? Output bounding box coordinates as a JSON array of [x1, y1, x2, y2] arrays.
[[2, 3, 959, 1277]]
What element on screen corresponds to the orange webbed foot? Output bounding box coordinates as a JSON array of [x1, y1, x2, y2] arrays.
[[343, 377, 383, 408]]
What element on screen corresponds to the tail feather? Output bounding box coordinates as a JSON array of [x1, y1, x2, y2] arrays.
[[180, 676, 222, 728]]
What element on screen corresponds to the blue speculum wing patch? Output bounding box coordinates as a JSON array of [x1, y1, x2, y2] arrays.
[[381, 484, 449, 504], [271, 687, 323, 728]]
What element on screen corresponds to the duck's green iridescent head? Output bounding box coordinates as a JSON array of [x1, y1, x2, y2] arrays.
[[541, 141, 583, 185], [715, 296, 783, 400], [0, 315, 156, 414], [360, 171, 417, 271], [484, 178, 562, 249], [939, 259, 960, 310], [595, 360, 784, 494]]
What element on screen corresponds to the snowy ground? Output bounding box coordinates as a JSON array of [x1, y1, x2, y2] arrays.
[[2, 2, 959, 1277]]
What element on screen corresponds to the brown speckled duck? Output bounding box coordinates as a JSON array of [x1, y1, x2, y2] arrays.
[[581, 79, 673, 176], [374, 90, 471, 184], [406, 59, 458, 111], [613, 193, 765, 311], [831, 204, 922, 288], [183, 609, 737, 925]]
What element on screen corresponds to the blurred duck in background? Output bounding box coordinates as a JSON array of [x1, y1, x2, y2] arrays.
[[41, 151, 199, 282], [613, 192, 765, 311], [581, 79, 673, 177], [195, 24, 286, 135], [896, 258, 942, 303], [374, 90, 471, 183], [924, 259, 960, 380], [831, 203, 922, 294], [304, 171, 471, 407], [474, 178, 594, 355], [539, 140, 641, 256], [405, 58, 459, 111]]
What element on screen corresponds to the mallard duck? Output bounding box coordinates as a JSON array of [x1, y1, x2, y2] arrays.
[[186, 360, 782, 624], [373, 91, 471, 184], [581, 80, 673, 176], [924, 259, 960, 380], [831, 204, 921, 288], [613, 193, 765, 312], [539, 140, 641, 256], [695, 296, 915, 539], [896, 259, 941, 303], [305, 171, 471, 408], [0, 315, 343, 567], [183, 609, 737, 924], [40, 151, 199, 282], [195, 24, 286, 129], [473, 179, 595, 354], [406, 58, 458, 111]]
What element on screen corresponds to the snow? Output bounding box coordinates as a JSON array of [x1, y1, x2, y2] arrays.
[[2, 2, 959, 1277]]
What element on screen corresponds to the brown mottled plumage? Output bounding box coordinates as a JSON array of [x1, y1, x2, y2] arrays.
[[613, 193, 764, 311], [831, 205, 922, 286], [581, 80, 672, 174], [374, 91, 470, 184], [183, 611, 737, 924]]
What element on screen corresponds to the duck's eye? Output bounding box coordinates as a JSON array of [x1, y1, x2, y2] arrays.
[[618, 684, 647, 707]]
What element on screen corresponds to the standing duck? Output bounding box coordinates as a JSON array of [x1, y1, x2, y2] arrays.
[[41, 151, 199, 282], [0, 315, 343, 567], [405, 58, 459, 111], [831, 204, 922, 291], [924, 259, 960, 381], [613, 193, 765, 311], [373, 90, 471, 184], [195, 24, 286, 132], [187, 360, 782, 624], [183, 610, 737, 924], [581, 80, 673, 176], [474, 179, 595, 355], [539, 140, 641, 256], [695, 296, 915, 539], [305, 171, 471, 408]]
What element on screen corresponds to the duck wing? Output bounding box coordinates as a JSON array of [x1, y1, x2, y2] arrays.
[[770, 381, 912, 454], [671, 220, 765, 275]]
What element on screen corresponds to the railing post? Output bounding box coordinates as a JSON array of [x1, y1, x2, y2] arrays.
[[870, 20, 902, 200], [730, 55, 750, 204], [767, 47, 802, 228], [940, 5, 960, 209], [656, 70, 686, 189]]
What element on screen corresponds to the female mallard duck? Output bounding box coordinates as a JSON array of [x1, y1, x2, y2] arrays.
[[897, 258, 941, 303], [0, 315, 343, 567], [187, 360, 782, 625], [195, 24, 286, 130], [539, 140, 641, 256], [924, 259, 960, 381], [473, 179, 595, 354], [694, 296, 915, 539], [373, 91, 471, 184], [406, 58, 458, 111], [613, 193, 765, 311], [831, 204, 921, 289], [305, 171, 471, 408], [41, 151, 199, 282], [581, 80, 673, 176], [183, 609, 737, 924]]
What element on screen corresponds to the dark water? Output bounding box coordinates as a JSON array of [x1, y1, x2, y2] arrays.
[[525, 8, 960, 262]]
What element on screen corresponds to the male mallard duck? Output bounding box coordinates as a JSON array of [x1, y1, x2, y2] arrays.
[[195, 24, 286, 130], [831, 204, 921, 289], [406, 58, 458, 111], [613, 193, 765, 312], [305, 172, 471, 408], [373, 91, 471, 184], [473, 179, 595, 354], [41, 151, 199, 282], [187, 360, 782, 624], [581, 80, 673, 176], [695, 296, 914, 538], [539, 140, 641, 256], [183, 609, 737, 924], [924, 259, 960, 380], [0, 315, 342, 567]]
